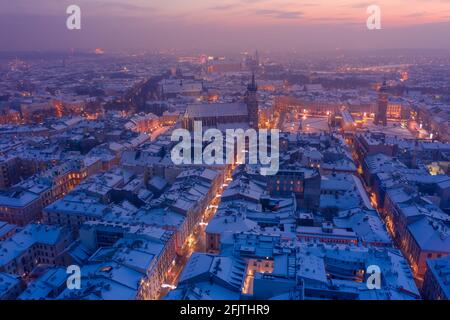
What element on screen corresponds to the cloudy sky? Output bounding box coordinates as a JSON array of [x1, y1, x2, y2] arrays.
[[1, 0, 450, 53]]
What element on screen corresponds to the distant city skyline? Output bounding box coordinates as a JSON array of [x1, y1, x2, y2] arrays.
[[1, 0, 450, 53]]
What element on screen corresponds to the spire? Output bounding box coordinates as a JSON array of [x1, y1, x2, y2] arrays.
[[380, 78, 388, 92], [248, 72, 257, 92], [254, 49, 260, 65]]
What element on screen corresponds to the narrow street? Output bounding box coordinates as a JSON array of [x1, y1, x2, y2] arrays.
[[344, 135, 424, 288], [158, 165, 235, 299]]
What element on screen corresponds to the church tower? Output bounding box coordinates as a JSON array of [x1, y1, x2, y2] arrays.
[[246, 73, 259, 129], [374, 80, 388, 126]]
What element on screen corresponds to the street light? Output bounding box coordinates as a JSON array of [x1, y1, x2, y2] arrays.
[[161, 284, 177, 290]]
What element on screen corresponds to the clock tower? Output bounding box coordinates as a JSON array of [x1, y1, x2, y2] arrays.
[[246, 73, 259, 129]]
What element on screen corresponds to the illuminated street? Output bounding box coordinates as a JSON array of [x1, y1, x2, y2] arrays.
[[158, 166, 235, 299]]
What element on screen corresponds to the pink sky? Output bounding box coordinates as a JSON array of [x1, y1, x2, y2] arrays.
[[5, 0, 450, 26], [168, 0, 450, 27], [1, 0, 450, 52]]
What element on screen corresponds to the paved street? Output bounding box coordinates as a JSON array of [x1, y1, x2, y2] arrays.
[[158, 167, 235, 299]]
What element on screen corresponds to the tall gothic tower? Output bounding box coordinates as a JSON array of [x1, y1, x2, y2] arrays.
[[246, 73, 259, 129], [374, 80, 388, 126]]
